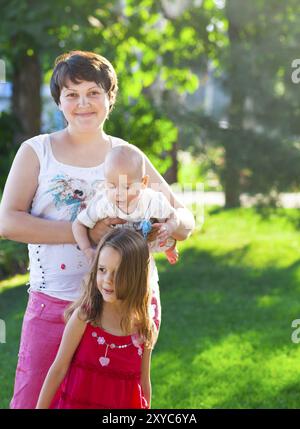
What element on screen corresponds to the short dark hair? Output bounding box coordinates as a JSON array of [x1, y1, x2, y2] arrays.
[[50, 50, 118, 112]]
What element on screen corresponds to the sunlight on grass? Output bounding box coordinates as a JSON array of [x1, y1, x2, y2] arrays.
[[187, 333, 300, 408], [0, 273, 29, 293], [257, 295, 281, 308], [263, 348, 300, 389]]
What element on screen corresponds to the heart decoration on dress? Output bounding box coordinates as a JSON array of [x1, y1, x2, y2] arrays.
[[92, 330, 133, 367], [99, 356, 110, 366]]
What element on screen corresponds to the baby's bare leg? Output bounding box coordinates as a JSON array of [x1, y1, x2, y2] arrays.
[[165, 244, 179, 265]]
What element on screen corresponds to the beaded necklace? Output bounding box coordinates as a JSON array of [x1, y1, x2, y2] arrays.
[[92, 330, 143, 366]]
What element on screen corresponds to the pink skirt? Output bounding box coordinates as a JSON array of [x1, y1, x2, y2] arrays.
[[10, 291, 72, 409], [10, 288, 161, 409]]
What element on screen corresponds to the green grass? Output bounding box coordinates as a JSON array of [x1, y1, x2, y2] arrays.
[[1, 207, 300, 408]]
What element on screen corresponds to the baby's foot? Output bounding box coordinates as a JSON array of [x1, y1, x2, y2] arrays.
[[165, 246, 179, 265]]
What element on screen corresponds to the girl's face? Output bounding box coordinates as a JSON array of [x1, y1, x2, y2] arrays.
[[59, 79, 110, 132], [96, 246, 121, 305]]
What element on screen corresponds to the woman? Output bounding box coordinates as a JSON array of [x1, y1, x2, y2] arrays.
[[0, 50, 195, 409]]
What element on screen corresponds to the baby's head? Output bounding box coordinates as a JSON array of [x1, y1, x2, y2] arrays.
[[104, 145, 149, 211]]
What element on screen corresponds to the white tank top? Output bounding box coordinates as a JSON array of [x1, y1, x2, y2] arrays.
[[24, 134, 159, 301]]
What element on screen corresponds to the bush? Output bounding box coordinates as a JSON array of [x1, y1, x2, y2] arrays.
[[0, 111, 20, 193], [0, 239, 28, 279]]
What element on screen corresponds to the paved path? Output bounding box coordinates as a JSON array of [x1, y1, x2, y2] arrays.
[[174, 191, 300, 208]]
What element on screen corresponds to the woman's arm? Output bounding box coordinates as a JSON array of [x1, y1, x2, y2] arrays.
[[0, 144, 75, 244], [36, 308, 86, 409], [144, 155, 195, 241], [0, 143, 129, 245], [72, 219, 93, 252], [141, 348, 152, 409], [72, 219, 96, 264]]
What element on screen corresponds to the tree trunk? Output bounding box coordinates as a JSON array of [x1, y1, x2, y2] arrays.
[[223, 132, 241, 208], [160, 89, 179, 185], [163, 140, 178, 184], [223, 2, 246, 208], [12, 52, 41, 145]]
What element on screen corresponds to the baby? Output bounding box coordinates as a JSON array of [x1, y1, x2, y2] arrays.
[[72, 144, 179, 264]]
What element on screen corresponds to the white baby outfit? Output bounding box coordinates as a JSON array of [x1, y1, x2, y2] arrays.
[[77, 187, 177, 253]]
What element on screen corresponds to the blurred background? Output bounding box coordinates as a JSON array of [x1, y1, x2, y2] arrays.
[[1, 0, 300, 409]]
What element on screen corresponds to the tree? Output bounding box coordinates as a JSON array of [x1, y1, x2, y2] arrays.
[[0, 0, 110, 144], [0, 0, 199, 177], [81, 0, 199, 173], [185, 0, 300, 206]]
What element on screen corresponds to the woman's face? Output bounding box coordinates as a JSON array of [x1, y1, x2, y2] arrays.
[[96, 246, 121, 305], [59, 79, 110, 132]]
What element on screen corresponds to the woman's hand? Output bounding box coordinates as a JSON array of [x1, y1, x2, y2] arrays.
[[145, 224, 160, 242], [88, 217, 127, 245], [151, 218, 179, 246]]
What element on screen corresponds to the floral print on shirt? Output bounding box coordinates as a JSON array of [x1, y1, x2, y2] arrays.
[[46, 174, 103, 221]]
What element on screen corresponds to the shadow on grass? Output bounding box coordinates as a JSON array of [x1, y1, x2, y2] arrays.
[[0, 284, 28, 409], [1, 243, 300, 408]]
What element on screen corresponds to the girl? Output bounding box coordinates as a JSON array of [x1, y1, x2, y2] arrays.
[[36, 228, 156, 409], [0, 50, 194, 408]]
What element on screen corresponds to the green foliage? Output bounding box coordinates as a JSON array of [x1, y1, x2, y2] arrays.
[[0, 0, 201, 169], [0, 0, 103, 62], [83, 1, 200, 166], [177, 0, 300, 200], [105, 94, 176, 172], [0, 112, 20, 193], [2, 0, 300, 196], [0, 239, 28, 279], [220, 1, 300, 196]]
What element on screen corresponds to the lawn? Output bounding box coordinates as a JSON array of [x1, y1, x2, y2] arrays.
[[1, 207, 300, 408]]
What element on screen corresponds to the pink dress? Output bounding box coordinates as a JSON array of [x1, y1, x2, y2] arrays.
[[54, 323, 149, 409]]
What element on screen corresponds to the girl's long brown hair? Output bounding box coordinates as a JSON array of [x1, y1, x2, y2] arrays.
[[65, 228, 157, 348]]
